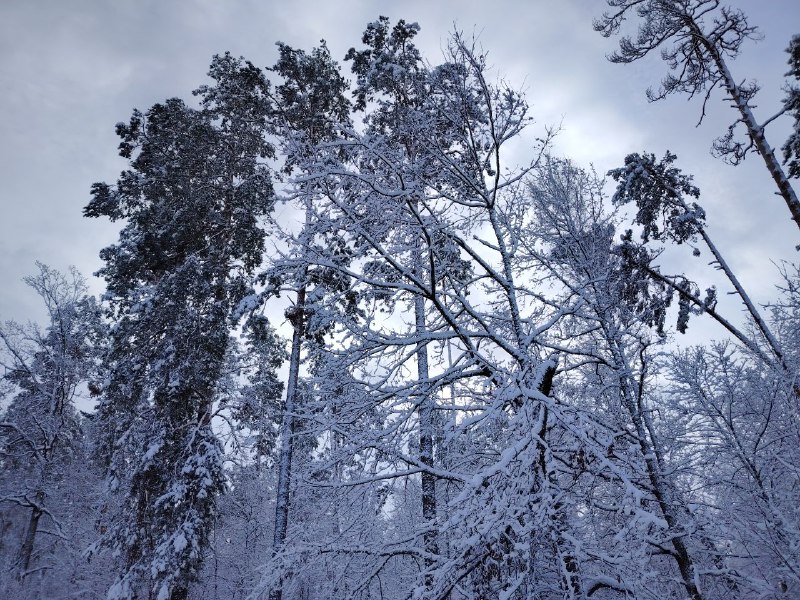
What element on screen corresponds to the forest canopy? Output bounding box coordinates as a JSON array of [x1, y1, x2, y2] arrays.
[[2, 4, 800, 599]]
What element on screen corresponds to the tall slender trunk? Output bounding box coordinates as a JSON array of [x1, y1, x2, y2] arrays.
[[415, 293, 439, 587], [407, 191, 439, 587], [658, 182, 786, 365], [607, 335, 704, 600], [535, 367, 585, 599], [688, 18, 800, 232], [18, 490, 44, 580], [439, 341, 457, 562], [269, 283, 305, 600]]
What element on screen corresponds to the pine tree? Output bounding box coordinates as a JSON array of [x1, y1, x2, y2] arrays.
[[84, 53, 275, 600], [345, 20, 442, 586], [595, 0, 800, 235], [230, 315, 286, 472], [264, 39, 353, 600]]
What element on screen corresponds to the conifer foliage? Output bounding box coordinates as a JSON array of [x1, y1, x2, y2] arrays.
[[83, 53, 275, 600], [1, 6, 799, 600]]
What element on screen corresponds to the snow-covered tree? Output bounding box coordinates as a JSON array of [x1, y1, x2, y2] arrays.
[[595, 0, 800, 235], [278, 23, 617, 597], [668, 337, 800, 598], [783, 34, 800, 180], [0, 264, 106, 595], [264, 39, 354, 600], [344, 18, 443, 587], [526, 158, 746, 600], [84, 53, 275, 600]]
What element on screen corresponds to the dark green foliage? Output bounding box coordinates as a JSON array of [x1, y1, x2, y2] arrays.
[[85, 53, 275, 599], [233, 315, 286, 462], [783, 35, 800, 179], [345, 17, 423, 112], [613, 229, 672, 335], [268, 39, 362, 345], [272, 40, 351, 168], [608, 151, 704, 244], [607, 153, 719, 335]]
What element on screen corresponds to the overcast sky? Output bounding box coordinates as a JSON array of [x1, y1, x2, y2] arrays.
[[1, 0, 798, 348]]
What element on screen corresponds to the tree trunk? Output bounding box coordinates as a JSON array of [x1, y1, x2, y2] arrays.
[[536, 366, 585, 600], [689, 18, 800, 234], [415, 293, 439, 588], [170, 585, 188, 600], [18, 490, 44, 580], [269, 284, 305, 600], [608, 337, 704, 600]]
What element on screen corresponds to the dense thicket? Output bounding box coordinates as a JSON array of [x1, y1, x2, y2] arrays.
[[2, 5, 799, 599]]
